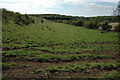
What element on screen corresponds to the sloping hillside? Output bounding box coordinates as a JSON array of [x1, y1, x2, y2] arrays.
[[2, 10, 120, 79]]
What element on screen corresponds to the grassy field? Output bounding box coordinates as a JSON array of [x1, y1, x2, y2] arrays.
[[2, 17, 120, 79]]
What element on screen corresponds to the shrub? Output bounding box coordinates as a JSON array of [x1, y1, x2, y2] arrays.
[[85, 20, 98, 29], [14, 13, 34, 25], [41, 20, 44, 23], [114, 24, 120, 32], [99, 20, 112, 31]]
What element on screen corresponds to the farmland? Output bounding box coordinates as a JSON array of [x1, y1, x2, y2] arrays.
[[2, 9, 120, 79]]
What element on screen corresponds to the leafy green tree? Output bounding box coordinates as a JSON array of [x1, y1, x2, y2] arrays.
[[85, 20, 98, 29], [99, 20, 112, 31]]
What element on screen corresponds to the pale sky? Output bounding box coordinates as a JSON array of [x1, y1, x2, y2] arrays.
[[0, 0, 119, 17]]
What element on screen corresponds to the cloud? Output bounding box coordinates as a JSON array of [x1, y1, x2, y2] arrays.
[[83, 2, 114, 9], [0, 0, 64, 14], [64, 2, 116, 16], [64, 0, 118, 5], [0, 0, 63, 8], [0, 0, 118, 16]]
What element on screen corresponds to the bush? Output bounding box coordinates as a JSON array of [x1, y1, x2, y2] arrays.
[[99, 20, 112, 31], [85, 20, 98, 29], [114, 24, 120, 32], [71, 20, 83, 26], [41, 20, 44, 23], [14, 14, 34, 26]]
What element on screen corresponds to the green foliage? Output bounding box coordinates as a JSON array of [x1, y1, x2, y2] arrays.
[[98, 71, 120, 80], [2, 8, 34, 25], [14, 13, 34, 25], [31, 43, 118, 53], [3, 50, 37, 57], [70, 20, 83, 26], [2, 8, 14, 23], [25, 53, 109, 62], [31, 14, 118, 23], [99, 20, 112, 31], [79, 54, 109, 59], [104, 71, 120, 79], [33, 14, 118, 29], [41, 20, 44, 23], [2, 62, 17, 70], [2, 9, 118, 53], [47, 63, 120, 73], [85, 20, 98, 29], [114, 24, 120, 32]]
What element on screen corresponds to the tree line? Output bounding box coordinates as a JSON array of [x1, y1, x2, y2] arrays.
[[31, 14, 119, 32], [2, 8, 120, 32], [2, 8, 34, 26]]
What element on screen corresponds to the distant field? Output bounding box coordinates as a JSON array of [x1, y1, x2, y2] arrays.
[[2, 17, 120, 78]]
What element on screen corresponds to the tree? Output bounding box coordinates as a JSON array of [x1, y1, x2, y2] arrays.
[[76, 20, 83, 26], [85, 20, 98, 29], [114, 24, 120, 32], [99, 20, 112, 31], [41, 19, 44, 23]]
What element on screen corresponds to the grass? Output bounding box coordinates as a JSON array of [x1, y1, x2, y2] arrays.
[[2, 18, 119, 53], [2, 62, 18, 70], [47, 63, 120, 73], [2, 11, 120, 79], [3, 50, 37, 57], [30, 43, 119, 53], [25, 53, 110, 62], [103, 71, 120, 79], [98, 71, 120, 80]]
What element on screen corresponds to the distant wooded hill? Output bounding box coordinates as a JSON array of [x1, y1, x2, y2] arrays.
[[1, 8, 120, 32]]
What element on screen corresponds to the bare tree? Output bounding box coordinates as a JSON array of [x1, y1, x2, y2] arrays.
[[113, 1, 120, 16]]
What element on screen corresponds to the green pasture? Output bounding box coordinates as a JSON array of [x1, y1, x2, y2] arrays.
[[2, 18, 119, 53]]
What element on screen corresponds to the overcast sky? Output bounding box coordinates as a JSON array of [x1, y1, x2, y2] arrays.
[[0, 0, 119, 17]]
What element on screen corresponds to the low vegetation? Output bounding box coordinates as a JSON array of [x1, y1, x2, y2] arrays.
[[98, 71, 120, 80], [3, 50, 37, 57], [25, 53, 110, 62], [2, 63, 17, 70], [30, 43, 118, 53], [2, 8, 119, 78], [47, 63, 120, 73], [114, 24, 120, 32], [2, 8, 34, 25]]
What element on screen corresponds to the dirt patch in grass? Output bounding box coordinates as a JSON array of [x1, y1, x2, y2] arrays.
[[3, 60, 119, 78], [2, 61, 68, 78], [2, 58, 119, 78], [48, 70, 115, 78]]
